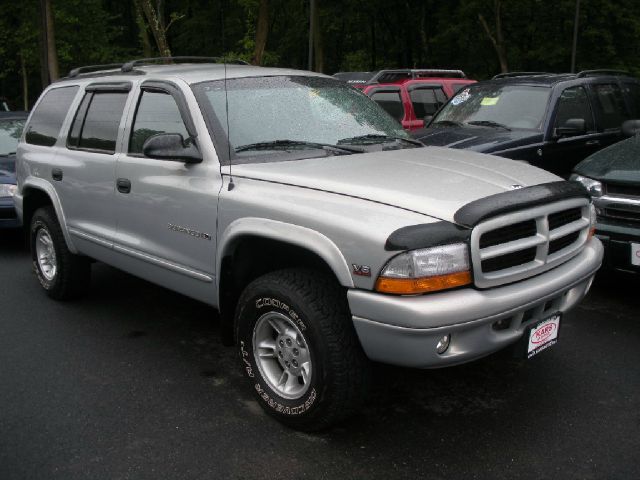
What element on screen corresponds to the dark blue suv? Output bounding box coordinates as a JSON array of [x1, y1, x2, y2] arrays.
[[415, 70, 640, 177], [0, 111, 28, 228]]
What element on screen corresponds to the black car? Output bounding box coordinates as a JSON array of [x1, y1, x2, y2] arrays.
[[0, 111, 28, 229], [414, 70, 640, 177], [572, 122, 640, 274]]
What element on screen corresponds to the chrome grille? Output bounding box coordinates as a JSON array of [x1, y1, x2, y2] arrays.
[[471, 198, 591, 288]]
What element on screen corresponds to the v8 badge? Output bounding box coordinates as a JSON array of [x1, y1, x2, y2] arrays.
[[352, 264, 371, 277]]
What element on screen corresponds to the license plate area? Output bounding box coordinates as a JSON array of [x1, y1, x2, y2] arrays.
[[631, 243, 640, 266], [526, 313, 561, 359]]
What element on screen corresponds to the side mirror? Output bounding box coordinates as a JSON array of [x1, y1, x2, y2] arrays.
[[622, 119, 640, 137], [555, 118, 586, 138], [142, 133, 202, 164]]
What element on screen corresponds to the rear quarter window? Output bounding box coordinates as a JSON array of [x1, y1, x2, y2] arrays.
[[25, 86, 79, 146]]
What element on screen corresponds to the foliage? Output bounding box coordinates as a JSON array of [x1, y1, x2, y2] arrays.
[[2, 0, 640, 109]]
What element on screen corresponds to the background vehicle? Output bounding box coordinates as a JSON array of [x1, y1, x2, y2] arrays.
[[333, 69, 476, 131], [572, 120, 640, 274], [415, 71, 640, 177], [0, 111, 28, 228], [16, 59, 602, 431]]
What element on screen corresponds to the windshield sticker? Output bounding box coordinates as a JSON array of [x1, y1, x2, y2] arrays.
[[481, 96, 500, 106], [451, 88, 470, 105]]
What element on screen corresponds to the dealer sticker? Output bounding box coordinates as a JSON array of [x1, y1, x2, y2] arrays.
[[631, 243, 640, 266], [527, 314, 561, 359]]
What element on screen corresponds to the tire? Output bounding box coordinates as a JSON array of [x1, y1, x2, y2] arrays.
[[235, 268, 370, 431], [30, 206, 91, 300]]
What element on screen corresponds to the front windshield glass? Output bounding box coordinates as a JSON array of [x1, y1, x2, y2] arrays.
[[194, 76, 411, 163], [0, 119, 24, 155], [434, 84, 552, 130]]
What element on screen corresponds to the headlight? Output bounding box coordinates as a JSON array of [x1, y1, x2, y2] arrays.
[[570, 174, 603, 197], [375, 243, 472, 294], [0, 184, 17, 197]]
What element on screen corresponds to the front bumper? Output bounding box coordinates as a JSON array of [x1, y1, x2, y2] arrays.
[[348, 238, 603, 368], [0, 196, 21, 229], [595, 218, 640, 274]]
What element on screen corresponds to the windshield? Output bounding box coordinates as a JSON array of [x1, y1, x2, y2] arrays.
[[0, 119, 24, 155], [193, 75, 411, 163], [433, 85, 552, 130]]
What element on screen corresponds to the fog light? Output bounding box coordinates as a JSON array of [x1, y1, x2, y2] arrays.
[[436, 334, 450, 354]]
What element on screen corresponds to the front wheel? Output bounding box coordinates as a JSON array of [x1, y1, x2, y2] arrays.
[[235, 268, 370, 431], [30, 206, 91, 300]]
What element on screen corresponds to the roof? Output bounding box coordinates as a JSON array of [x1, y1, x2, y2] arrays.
[[484, 70, 639, 87], [55, 61, 329, 86], [333, 69, 468, 86], [0, 111, 28, 120]]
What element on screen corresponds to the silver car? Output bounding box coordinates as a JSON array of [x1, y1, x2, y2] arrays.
[[15, 59, 603, 430]]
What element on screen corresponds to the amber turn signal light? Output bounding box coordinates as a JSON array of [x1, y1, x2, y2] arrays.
[[375, 271, 472, 295]]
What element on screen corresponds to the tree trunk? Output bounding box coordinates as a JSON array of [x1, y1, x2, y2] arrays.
[[41, 0, 59, 82], [139, 0, 171, 57], [20, 53, 29, 111], [134, 0, 154, 57], [252, 0, 269, 65], [479, 0, 508, 73], [313, 0, 323, 73]]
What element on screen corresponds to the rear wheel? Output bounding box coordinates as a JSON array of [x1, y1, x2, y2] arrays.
[[235, 268, 370, 431], [30, 206, 90, 300]]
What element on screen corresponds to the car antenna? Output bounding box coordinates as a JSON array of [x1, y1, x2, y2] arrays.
[[221, 2, 234, 191]]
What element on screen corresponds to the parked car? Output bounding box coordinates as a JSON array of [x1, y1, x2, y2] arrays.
[[333, 69, 476, 131], [17, 58, 602, 430], [0, 111, 28, 228], [572, 120, 640, 273], [415, 71, 640, 178]]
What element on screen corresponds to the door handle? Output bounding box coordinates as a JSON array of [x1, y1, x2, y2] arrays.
[[585, 139, 600, 146], [116, 178, 131, 194], [52, 168, 63, 181]]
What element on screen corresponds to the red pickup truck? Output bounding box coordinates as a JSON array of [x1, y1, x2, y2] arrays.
[[333, 69, 476, 131]]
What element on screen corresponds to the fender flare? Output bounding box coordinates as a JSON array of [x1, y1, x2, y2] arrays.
[[217, 217, 354, 291], [20, 178, 79, 254]]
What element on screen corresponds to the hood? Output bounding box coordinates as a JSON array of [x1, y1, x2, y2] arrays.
[[415, 126, 543, 154], [0, 168, 16, 186], [230, 147, 559, 224], [0, 154, 16, 174], [574, 136, 640, 184]]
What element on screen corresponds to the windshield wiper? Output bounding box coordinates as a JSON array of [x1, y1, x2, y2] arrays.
[[337, 134, 422, 146], [466, 120, 511, 131], [235, 140, 363, 154], [431, 120, 463, 127]]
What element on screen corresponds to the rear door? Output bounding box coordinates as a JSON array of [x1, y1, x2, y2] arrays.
[[113, 80, 221, 303], [365, 87, 407, 128], [54, 82, 131, 256]]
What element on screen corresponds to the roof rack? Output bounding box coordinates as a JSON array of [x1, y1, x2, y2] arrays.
[[120, 56, 249, 72], [492, 72, 552, 79], [576, 69, 630, 78], [66, 56, 250, 79], [369, 69, 466, 83], [68, 63, 125, 78]]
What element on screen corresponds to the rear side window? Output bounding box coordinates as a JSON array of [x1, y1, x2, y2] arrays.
[[129, 90, 189, 155], [25, 86, 79, 146], [369, 90, 404, 122], [554, 86, 595, 132], [410, 87, 446, 118], [592, 83, 630, 130], [621, 83, 640, 118], [68, 91, 128, 153]]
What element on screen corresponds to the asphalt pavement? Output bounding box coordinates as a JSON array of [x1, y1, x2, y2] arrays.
[[1, 229, 638, 480]]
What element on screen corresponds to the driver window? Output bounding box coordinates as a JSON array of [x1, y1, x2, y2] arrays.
[[554, 86, 595, 132], [129, 90, 189, 155]]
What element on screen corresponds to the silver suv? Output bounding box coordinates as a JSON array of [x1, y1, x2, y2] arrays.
[[16, 59, 603, 431]]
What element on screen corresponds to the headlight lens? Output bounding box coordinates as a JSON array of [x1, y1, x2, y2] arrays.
[[570, 174, 603, 197], [375, 243, 472, 294], [0, 184, 17, 197]]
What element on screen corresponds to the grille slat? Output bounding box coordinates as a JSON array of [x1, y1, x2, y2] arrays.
[[472, 201, 590, 288], [603, 208, 640, 224], [606, 183, 640, 198]]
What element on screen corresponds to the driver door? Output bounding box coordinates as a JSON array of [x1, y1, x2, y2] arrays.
[[113, 81, 222, 304]]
